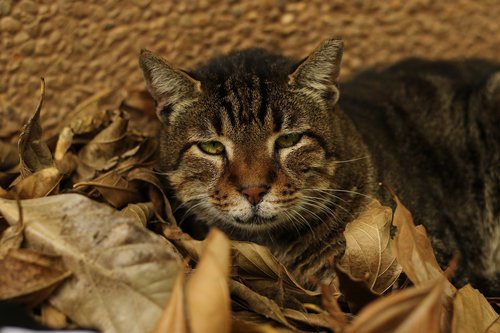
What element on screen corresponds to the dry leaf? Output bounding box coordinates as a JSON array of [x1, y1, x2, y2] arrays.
[[340, 199, 402, 293], [152, 267, 188, 333], [0, 248, 71, 308], [77, 112, 131, 175], [335, 264, 380, 313], [74, 169, 144, 208], [187, 228, 232, 333], [232, 241, 320, 306], [18, 78, 54, 177], [0, 193, 182, 333], [391, 195, 456, 297], [39, 303, 69, 330], [120, 202, 155, 227], [127, 167, 176, 225], [451, 284, 499, 333], [345, 277, 447, 333], [14, 167, 62, 199], [321, 284, 348, 332], [282, 308, 332, 330], [54, 126, 74, 161], [61, 89, 115, 135], [230, 280, 294, 330]]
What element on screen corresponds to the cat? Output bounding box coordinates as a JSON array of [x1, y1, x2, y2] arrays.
[[139, 38, 500, 296]]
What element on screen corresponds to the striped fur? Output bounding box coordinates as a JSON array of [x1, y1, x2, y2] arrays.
[[140, 40, 500, 295]]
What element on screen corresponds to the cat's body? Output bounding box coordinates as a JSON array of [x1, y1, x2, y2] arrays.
[[139, 40, 500, 295]]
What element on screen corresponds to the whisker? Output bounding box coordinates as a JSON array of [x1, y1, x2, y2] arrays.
[[332, 156, 369, 164]]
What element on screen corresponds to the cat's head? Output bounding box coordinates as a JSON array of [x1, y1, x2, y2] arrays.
[[139, 39, 357, 234]]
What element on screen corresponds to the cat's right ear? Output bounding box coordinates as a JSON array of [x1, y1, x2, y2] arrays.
[[139, 49, 201, 122], [288, 38, 343, 105]]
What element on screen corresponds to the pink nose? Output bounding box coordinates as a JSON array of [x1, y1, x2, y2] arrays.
[[241, 186, 269, 205]]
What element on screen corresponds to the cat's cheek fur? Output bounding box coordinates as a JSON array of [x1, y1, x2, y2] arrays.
[[167, 148, 223, 203]]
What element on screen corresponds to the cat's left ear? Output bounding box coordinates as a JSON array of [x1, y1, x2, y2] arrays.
[[289, 38, 343, 105], [139, 49, 202, 122]]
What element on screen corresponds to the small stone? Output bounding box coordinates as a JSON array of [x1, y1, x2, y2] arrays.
[[19, 0, 38, 15], [0, 16, 21, 33], [280, 13, 294, 25], [13, 31, 30, 44], [107, 26, 129, 44], [130, 0, 150, 8], [0, 0, 12, 16], [21, 40, 35, 55], [22, 57, 39, 73]]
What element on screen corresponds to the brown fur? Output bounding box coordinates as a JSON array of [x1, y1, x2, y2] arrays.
[[140, 40, 500, 294]]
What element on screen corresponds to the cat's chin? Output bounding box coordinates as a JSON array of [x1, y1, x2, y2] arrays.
[[224, 214, 286, 232]]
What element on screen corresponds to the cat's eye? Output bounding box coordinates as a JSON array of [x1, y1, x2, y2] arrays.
[[275, 133, 302, 149], [198, 141, 225, 155]]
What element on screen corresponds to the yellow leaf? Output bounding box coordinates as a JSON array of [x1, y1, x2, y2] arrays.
[[391, 195, 456, 297], [346, 277, 447, 333], [14, 167, 62, 199], [340, 199, 402, 294], [451, 284, 499, 333], [151, 267, 188, 333], [187, 228, 231, 333]]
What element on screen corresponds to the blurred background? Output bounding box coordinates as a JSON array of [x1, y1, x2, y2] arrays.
[[1, 0, 499, 129]]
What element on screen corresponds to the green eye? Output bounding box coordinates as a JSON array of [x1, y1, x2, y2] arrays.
[[275, 133, 302, 149], [198, 141, 225, 155]]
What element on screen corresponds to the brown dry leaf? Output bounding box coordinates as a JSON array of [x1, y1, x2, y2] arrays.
[[127, 167, 176, 225], [335, 264, 379, 313], [0, 193, 182, 333], [392, 195, 456, 296], [54, 126, 74, 161], [345, 277, 447, 333], [187, 228, 232, 333], [321, 284, 348, 332], [232, 241, 320, 306], [0, 248, 71, 308], [0, 141, 19, 171], [14, 167, 62, 199], [282, 308, 333, 330], [0, 199, 24, 256], [77, 112, 130, 176], [152, 267, 188, 333], [451, 284, 499, 333], [61, 89, 115, 135], [230, 280, 295, 330], [39, 303, 69, 330], [74, 169, 144, 209], [18, 78, 54, 177], [231, 319, 296, 333], [120, 202, 155, 227], [340, 199, 402, 294], [119, 90, 160, 137]]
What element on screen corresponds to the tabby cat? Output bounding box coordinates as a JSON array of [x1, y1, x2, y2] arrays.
[[139, 39, 500, 296]]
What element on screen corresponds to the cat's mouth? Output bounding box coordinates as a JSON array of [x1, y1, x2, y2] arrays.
[[234, 214, 278, 225]]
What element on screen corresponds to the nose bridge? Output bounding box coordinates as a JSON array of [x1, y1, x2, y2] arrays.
[[230, 148, 274, 187]]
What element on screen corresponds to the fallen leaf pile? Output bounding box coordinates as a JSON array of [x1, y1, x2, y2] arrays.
[[0, 80, 498, 333]]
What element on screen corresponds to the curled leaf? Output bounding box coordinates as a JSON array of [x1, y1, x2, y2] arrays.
[[392, 195, 456, 297], [345, 277, 447, 333], [451, 284, 499, 333], [340, 199, 402, 294], [187, 228, 232, 333], [14, 167, 62, 199], [152, 267, 188, 333], [18, 78, 54, 177]]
